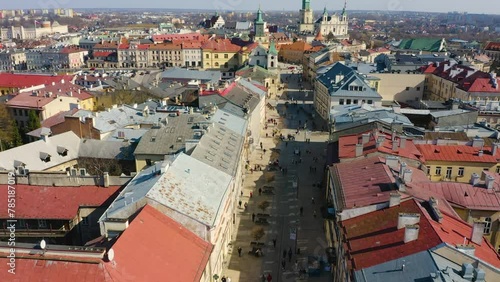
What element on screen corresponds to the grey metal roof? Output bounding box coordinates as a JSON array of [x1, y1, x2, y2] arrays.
[[133, 114, 209, 156], [190, 122, 244, 176], [210, 109, 248, 137], [161, 68, 221, 84], [146, 153, 232, 227], [353, 250, 438, 282], [0, 132, 81, 171], [78, 139, 135, 160], [431, 109, 471, 118]]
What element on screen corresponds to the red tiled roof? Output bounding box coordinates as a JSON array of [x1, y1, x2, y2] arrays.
[[40, 108, 79, 128], [406, 181, 500, 211], [334, 156, 397, 209], [419, 204, 500, 267], [60, 46, 87, 54], [0, 185, 121, 219], [342, 199, 442, 270], [6, 82, 93, 110], [339, 131, 422, 161], [93, 51, 114, 57], [415, 144, 500, 163], [485, 41, 500, 51], [202, 38, 241, 52], [104, 205, 213, 281], [153, 33, 208, 43], [468, 78, 500, 93], [279, 41, 312, 52], [0, 74, 74, 89], [0, 255, 110, 282]]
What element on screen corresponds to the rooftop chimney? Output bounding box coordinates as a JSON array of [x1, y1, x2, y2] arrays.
[[470, 173, 480, 186], [399, 162, 407, 177], [403, 169, 413, 183], [485, 175, 495, 190], [404, 225, 420, 243], [492, 143, 500, 155], [470, 221, 485, 245], [385, 156, 399, 168], [400, 136, 407, 148], [361, 133, 370, 144], [392, 130, 397, 141], [103, 172, 109, 187], [398, 213, 421, 229], [478, 150, 484, 157], [461, 263, 474, 281], [389, 193, 401, 207], [428, 197, 443, 223], [392, 138, 399, 152], [355, 143, 363, 157]]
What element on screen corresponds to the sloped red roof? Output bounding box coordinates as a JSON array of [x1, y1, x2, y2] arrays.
[[334, 156, 398, 209], [0, 185, 121, 219], [339, 131, 422, 161], [152, 33, 208, 43], [0, 255, 110, 282], [419, 204, 500, 267], [342, 199, 442, 270], [7, 82, 93, 110], [468, 78, 500, 93], [104, 205, 213, 281], [0, 74, 74, 89], [202, 38, 241, 52], [415, 144, 500, 163], [40, 108, 79, 128], [93, 51, 114, 57], [484, 41, 500, 51]]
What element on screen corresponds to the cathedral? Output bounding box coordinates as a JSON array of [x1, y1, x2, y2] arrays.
[[299, 0, 349, 40]]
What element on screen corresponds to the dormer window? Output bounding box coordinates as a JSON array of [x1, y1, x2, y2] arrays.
[[40, 152, 51, 162], [57, 146, 68, 156]]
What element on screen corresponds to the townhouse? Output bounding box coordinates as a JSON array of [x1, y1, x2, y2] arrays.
[[25, 46, 88, 70], [201, 38, 241, 74]]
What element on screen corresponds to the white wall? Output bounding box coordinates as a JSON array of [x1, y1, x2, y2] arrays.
[[371, 73, 425, 103]]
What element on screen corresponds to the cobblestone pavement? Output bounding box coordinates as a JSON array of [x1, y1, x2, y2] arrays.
[[223, 68, 332, 282]]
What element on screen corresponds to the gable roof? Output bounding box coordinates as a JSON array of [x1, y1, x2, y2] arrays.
[[0, 184, 121, 219], [341, 199, 442, 270], [0, 131, 81, 171], [104, 205, 213, 281], [0, 73, 74, 89]]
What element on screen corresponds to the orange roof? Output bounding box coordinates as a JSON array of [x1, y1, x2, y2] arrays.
[[314, 29, 324, 41], [104, 205, 213, 281], [201, 38, 241, 52], [415, 144, 500, 163], [0, 73, 74, 89], [468, 78, 500, 93], [485, 41, 500, 51], [279, 41, 312, 52], [339, 131, 422, 161], [420, 203, 500, 267]]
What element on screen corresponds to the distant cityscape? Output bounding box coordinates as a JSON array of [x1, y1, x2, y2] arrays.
[[0, 0, 499, 282]]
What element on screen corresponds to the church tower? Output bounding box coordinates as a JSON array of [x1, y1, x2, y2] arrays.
[[267, 41, 278, 70], [299, 0, 314, 33], [254, 6, 268, 45]]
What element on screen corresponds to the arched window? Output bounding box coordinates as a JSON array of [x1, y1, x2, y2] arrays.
[[215, 62, 219, 67], [271, 61, 275, 68]]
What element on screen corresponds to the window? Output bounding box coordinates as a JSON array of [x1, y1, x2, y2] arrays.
[[483, 168, 489, 171], [435, 166, 441, 175], [483, 217, 492, 234], [445, 167, 452, 179], [346, 99, 352, 105], [38, 219, 47, 228], [146, 159, 152, 166], [214, 54, 218, 59], [205, 54, 209, 59], [416, 87, 421, 91], [339, 99, 344, 105], [458, 167, 464, 176], [353, 99, 358, 104], [81, 216, 89, 226], [224, 54, 228, 59], [367, 100, 373, 104], [496, 166, 500, 173]]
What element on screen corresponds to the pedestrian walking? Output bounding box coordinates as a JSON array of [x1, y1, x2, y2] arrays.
[[244, 202, 248, 211], [300, 206, 303, 216], [260, 142, 263, 150], [267, 273, 272, 282], [294, 260, 299, 271], [272, 238, 277, 248], [250, 192, 253, 198], [252, 213, 256, 222], [261, 274, 266, 282], [238, 247, 242, 257], [311, 197, 315, 204], [288, 249, 292, 262], [240, 191, 243, 197], [313, 210, 317, 218], [281, 260, 286, 270]]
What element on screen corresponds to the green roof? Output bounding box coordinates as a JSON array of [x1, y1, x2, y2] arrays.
[[268, 41, 278, 55], [236, 65, 276, 82], [398, 38, 446, 52]]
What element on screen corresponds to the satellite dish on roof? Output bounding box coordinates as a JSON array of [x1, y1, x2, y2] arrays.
[[107, 248, 115, 261], [40, 239, 46, 250]]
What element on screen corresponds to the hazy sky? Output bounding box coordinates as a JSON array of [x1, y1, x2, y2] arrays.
[[4, 0, 500, 15]]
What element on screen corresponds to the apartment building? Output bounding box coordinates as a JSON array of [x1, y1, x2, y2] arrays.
[[0, 49, 26, 70], [26, 46, 88, 70], [201, 38, 241, 73]]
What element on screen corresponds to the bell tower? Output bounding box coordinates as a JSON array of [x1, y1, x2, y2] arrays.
[[299, 0, 314, 33]]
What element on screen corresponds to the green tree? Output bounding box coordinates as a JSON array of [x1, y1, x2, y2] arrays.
[[26, 110, 41, 132], [0, 104, 22, 150]]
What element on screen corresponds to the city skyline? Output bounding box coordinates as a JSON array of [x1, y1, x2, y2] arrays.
[[2, 0, 500, 15]]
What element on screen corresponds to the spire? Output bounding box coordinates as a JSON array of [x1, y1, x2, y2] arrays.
[[268, 40, 278, 55], [255, 5, 264, 23], [342, 0, 348, 16], [323, 6, 328, 17]]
